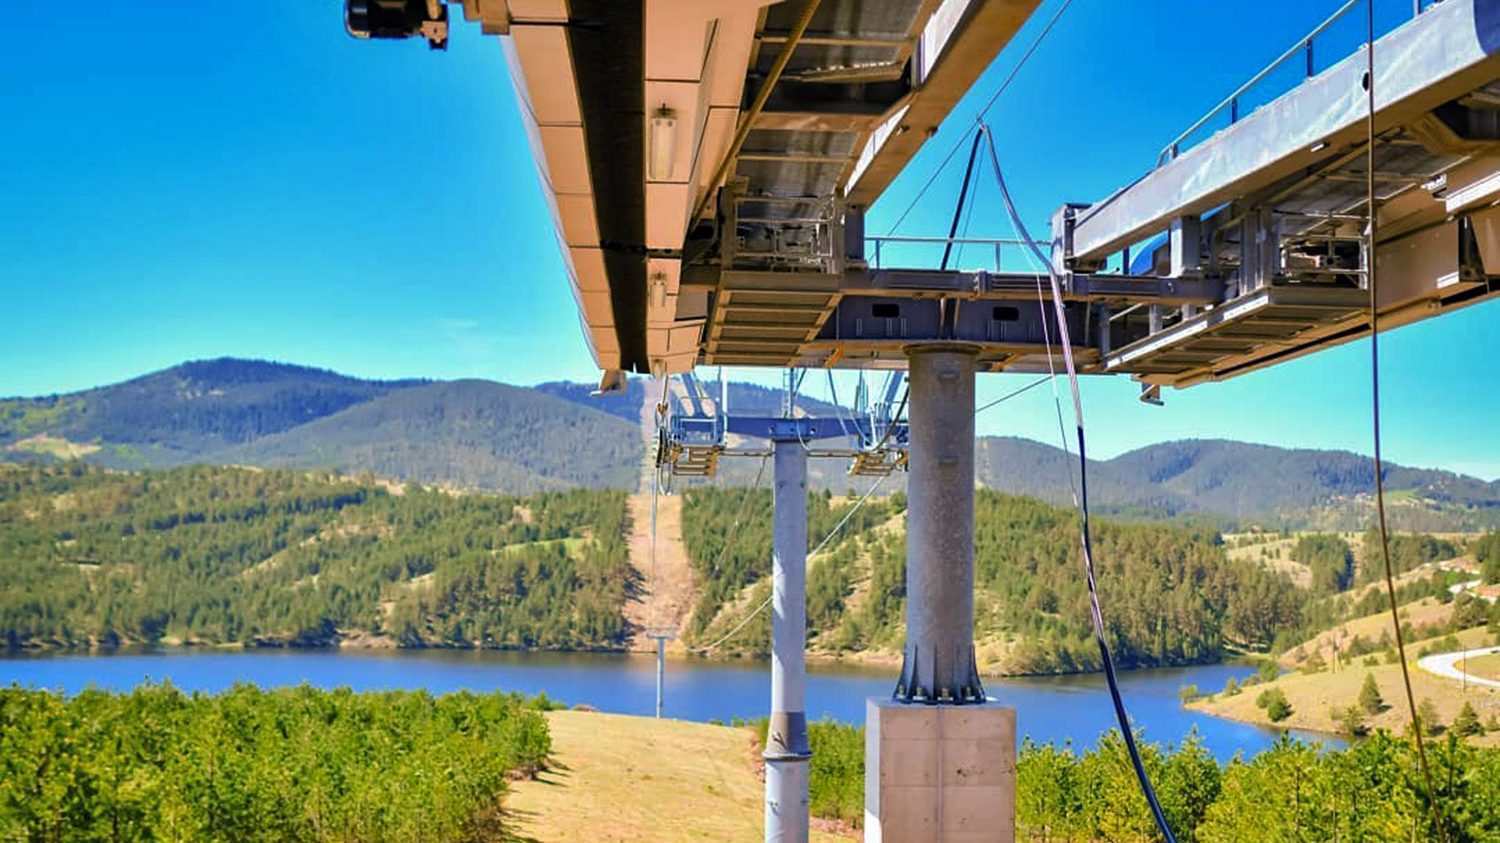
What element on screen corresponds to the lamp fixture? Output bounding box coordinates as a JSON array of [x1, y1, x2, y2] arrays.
[[648, 106, 678, 181]]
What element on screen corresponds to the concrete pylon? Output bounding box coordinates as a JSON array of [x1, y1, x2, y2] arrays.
[[765, 437, 811, 843], [896, 344, 983, 703], [866, 343, 1015, 843]]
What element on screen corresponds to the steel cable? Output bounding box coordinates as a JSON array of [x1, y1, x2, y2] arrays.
[[691, 471, 892, 653], [983, 124, 1178, 843], [1361, 1, 1445, 837], [883, 0, 1077, 236]]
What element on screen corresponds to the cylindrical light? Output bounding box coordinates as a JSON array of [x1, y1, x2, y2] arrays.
[[650, 273, 668, 310], [648, 106, 678, 181]]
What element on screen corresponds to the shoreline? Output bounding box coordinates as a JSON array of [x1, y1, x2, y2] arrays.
[[1187, 628, 1500, 749], [2, 638, 1244, 680]]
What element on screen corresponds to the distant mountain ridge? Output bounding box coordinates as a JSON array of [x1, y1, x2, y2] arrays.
[[1, 359, 636, 493], [2, 358, 1496, 527], [976, 437, 1500, 531]]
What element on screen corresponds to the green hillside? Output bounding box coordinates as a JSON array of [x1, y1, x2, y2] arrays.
[[680, 488, 1308, 674], [216, 379, 640, 492], [0, 464, 634, 650], [0, 359, 421, 464], [4, 359, 1495, 529]]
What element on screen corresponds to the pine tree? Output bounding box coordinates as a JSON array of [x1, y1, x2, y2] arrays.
[[1452, 702, 1484, 738], [1417, 698, 1442, 736], [1358, 673, 1385, 715]]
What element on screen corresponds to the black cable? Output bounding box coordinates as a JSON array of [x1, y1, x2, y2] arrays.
[[941, 131, 986, 271], [1361, 1, 1445, 837], [982, 125, 1178, 843]]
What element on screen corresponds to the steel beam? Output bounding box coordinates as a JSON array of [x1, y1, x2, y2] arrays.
[[765, 438, 811, 843], [895, 345, 984, 703], [1066, 0, 1500, 262]]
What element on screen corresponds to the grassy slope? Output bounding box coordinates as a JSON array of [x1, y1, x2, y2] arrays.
[[1282, 596, 1455, 669], [1464, 651, 1500, 682], [1191, 626, 1500, 747], [507, 711, 850, 842]]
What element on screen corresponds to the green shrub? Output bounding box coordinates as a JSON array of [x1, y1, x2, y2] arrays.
[[1358, 673, 1384, 715], [0, 684, 551, 842]]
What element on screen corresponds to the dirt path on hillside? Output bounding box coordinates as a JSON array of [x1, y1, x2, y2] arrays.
[[624, 493, 695, 651], [623, 378, 698, 652]]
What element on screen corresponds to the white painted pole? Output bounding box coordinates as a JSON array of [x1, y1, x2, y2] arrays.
[[656, 634, 666, 718], [765, 437, 811, 843]]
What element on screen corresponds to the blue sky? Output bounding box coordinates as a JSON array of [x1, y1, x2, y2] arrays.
[[2, 0, 1496, 478]]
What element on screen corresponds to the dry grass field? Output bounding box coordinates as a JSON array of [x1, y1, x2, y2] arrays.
[[1193, 626, 1500, 748], [507, 710, 853, 842]]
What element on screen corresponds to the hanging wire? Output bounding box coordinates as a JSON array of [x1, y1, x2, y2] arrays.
[[691, 471, 893, 653], [826, 370, 857, 444], [874, 385, 910, 451], [1361, 1, 1445, 836], [982, 123, 1177, 843], [647, 375, 673, 632], [883, 0, 1077, 236], [975, 375, 1052, 417]]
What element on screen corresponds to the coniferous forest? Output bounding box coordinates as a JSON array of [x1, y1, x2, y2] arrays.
[[0, 464, 634, 650], [682, 487, 1307, 673], [1, 463, 1484, 680]]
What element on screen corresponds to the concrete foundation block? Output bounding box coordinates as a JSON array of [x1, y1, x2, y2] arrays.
[[865, 697, 1016, 843]]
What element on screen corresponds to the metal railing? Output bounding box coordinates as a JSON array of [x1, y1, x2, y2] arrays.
[[864, 235, 1030, 270], [1155, 0, 1436, 168]]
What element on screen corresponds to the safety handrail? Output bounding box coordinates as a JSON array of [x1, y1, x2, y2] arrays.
[[864, 235, 1030, 269], [1155, 0, 1434, 168]]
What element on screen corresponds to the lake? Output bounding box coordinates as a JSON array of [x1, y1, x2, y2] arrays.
[[0, 648, 1329, 761]]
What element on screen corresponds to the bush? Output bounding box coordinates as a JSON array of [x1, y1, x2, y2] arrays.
[[1257, 660, 1280, 684], [0, 684, 551, 842], [1179, 684, 1201, 704], [1256, 688, 1293, 723], [1417, 698, 1443, 737], [1267, 696, 1293, 723], [1358, 673, 1384, 715], [1453, 702, 1484, 738], [1331, 704, 1368, 737]]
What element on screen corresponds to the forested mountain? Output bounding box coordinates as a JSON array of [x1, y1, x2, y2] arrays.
[[534, 378, 645, 424], [0, 464, 634, 650], [218, 380, 638, 492], [3, 359, 1495, 526], [974, 437, 1500, 530], [1, 359, 639, 493], [0, 359, 422, 464], [680, 488, 1307, 674]]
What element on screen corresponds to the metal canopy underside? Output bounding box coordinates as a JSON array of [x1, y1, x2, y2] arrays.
[[377, 0, 1499, 388], [459, 0, 1042, 375]]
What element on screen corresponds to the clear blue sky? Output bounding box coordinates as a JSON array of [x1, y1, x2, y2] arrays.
[[3, 0, 1496, 478]]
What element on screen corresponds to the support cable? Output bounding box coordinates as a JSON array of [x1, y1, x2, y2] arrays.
[[875, 386, 909, 451], [982, 124, 1178, 843], [941, 131, 986, 271], [692, 471, 892, 653], [882, 0, 1076, 236], [1361, 2, 1445, 836], [825, 370, 857, 445], [974, 376, 1052, 417]]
